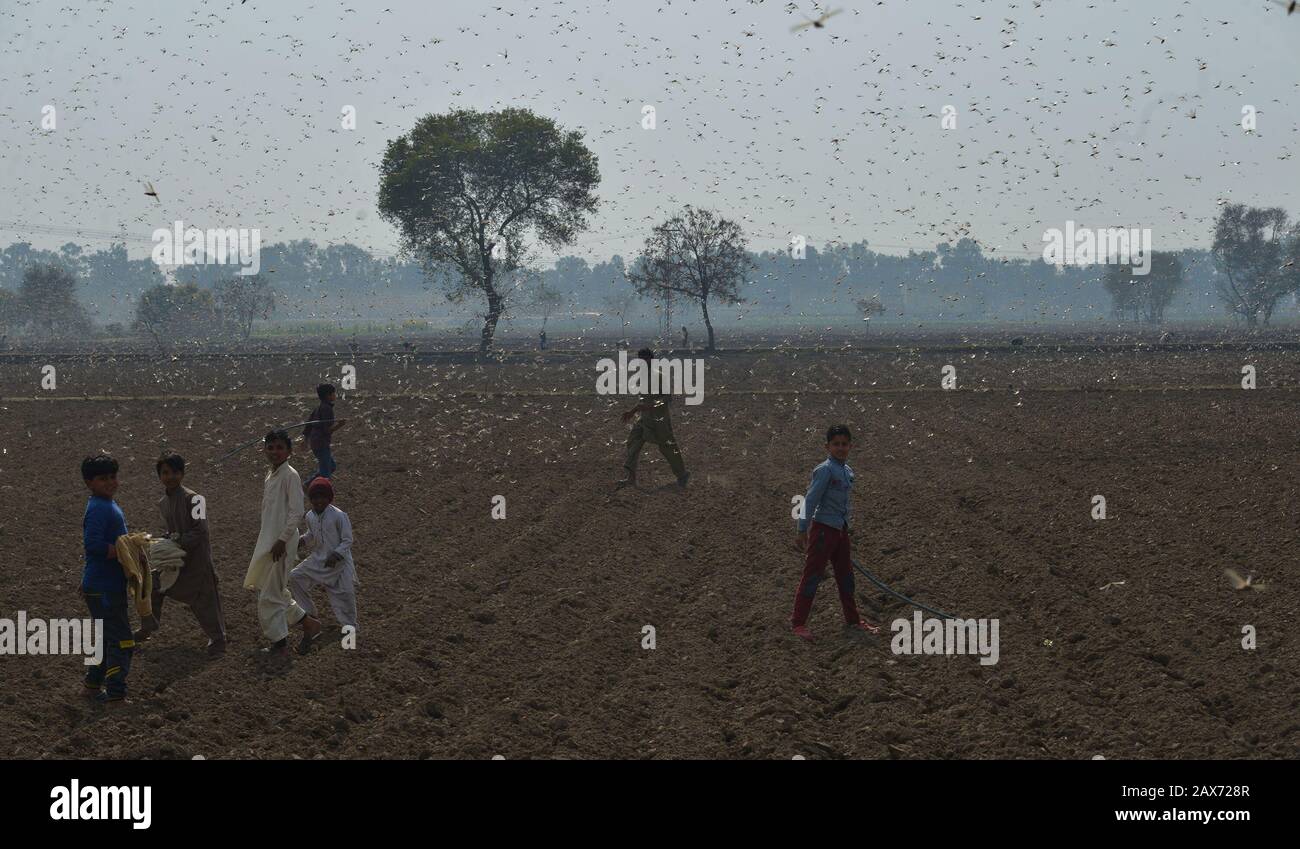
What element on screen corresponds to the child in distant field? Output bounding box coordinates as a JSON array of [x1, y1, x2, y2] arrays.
[[617, 347, 689, 489], [290, 478, 357, 655], [302, 383, 347, 484], [135, 452, 227, 656], [790, 425, 880, 641], [244, 430, 321, 657], [80, 454, 133, 703]]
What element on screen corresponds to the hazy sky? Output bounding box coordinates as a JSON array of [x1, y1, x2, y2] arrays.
[[2, 0, 1297, 265]]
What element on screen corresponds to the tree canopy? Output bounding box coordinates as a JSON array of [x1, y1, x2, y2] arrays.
[[378, 107, 600, 352]]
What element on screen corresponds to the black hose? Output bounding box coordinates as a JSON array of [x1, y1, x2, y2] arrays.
[[850, 557, 959, 621]]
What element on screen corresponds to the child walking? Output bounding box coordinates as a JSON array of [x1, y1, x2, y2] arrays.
[[617, 348, 689, 489], [790, 425, 880, 641], [290, 478, 357, 655], [135, 452, 227, 656], [243, 430, 321, 657], [80, 454, 133, 703], [302, 383, 347, 484]]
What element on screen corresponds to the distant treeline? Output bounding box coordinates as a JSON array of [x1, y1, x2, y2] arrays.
[[0, 234, 1258, 337]]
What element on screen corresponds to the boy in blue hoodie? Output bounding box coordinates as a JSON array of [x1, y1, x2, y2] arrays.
[[790, 426, 880, 641], [301, 383, 347, 485], [80, 454, 133, 703]]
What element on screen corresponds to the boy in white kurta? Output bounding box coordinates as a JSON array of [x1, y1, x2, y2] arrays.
[[290, 477, 357, 654], [242, 429, 321, 656]]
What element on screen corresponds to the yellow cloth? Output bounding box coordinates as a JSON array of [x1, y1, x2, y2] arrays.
[[114, 532, 155, 618]]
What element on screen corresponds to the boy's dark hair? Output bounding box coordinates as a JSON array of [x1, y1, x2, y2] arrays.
[[317, 383, 336, 401], [637, 347, 655, 361], [264, 429, 292, 449], [81, 454, 119, 480], [156, 452, 185, 476], [826, 424, 852, 443]]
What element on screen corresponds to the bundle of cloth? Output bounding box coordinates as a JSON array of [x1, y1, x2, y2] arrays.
[[149, 537, 187, 592], [113, 533, 188, 617]]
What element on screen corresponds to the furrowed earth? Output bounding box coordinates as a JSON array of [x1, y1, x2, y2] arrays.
[[1, 337, 1296, 759]]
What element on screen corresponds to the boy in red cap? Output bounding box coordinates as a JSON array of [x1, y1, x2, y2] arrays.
[[289, 477, 357, 655]]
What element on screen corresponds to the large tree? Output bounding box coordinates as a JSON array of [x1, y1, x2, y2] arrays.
[[1102, 251, 1184, 323], [0, 243, 53, 292], [627, 206, 751, 353], [19, 262, 90, 337], [378, 108, 600, 352], [1211, 204, 1300, 327]]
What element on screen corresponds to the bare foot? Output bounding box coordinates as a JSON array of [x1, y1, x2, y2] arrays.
[[296, 617, 322, 655]]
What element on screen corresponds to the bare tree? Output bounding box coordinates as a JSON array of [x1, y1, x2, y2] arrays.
[[856, 294, 884, 333], [627, 206, 751, 353], [135, 283, 218, 355], [601, 291, 637, 344], [529, 282, 564, 330], [215, 274, 275, 340]]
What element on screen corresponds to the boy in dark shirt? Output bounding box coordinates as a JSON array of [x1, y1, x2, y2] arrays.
[[134, 452, 227, 656], [80, 454, 134, 703], [301, 383, 347, 484], [617, 348, 689, 489]]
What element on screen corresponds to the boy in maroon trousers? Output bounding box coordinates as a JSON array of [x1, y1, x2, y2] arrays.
[[791, 425, 881, 641]]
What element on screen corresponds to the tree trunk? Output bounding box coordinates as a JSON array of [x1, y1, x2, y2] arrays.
[[480, 285, 503, 353], [701, 298, 715, 353]]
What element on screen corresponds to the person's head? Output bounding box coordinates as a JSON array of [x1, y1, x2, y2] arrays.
[[825, 424, 851, 462], [317, 383, 336, 403], [156, 452, 186, 490], [81, 454, 119, 499], [264, 429, 292, 466], [307, 478, 334, 513], [637, 347, 654, 364]]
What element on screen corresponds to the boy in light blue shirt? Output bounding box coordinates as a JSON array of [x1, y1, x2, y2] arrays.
[[790, 425, 880, 641]]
